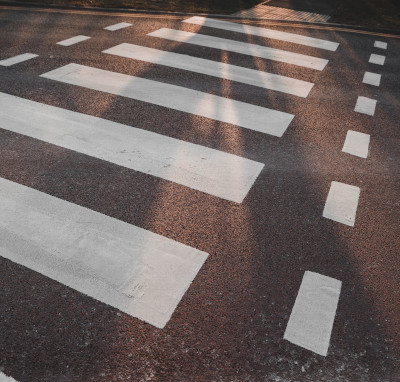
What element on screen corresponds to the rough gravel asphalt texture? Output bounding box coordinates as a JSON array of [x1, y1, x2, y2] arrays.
[[0, 6, 399, 382]]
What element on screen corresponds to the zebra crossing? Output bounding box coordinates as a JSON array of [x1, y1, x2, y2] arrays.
[[0, 16, 342, 354]]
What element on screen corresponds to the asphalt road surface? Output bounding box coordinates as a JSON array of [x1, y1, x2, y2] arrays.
[[0, 5, 399, 382]]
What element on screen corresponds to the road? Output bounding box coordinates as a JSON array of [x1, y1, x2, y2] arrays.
[[0, 5, 399, 382]]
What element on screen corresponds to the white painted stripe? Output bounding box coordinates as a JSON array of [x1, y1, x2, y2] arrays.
[[104, 22, 132, 31], [103, 43, 314, 98], [148, 28, 329, 71], [323, 181, 360, 226], [354, 96, 377, 116], [342, 130, 370, 158], [369, 53, 385, 65], [374, 40, 387, 50], [0, 177, 209, 328], [0, 53, 38, 66], [41, 63, 294, 137], [0, 92, 264, 203], [183, 16, 339, 51], [0, 372, 18, 382], [284, 271, 342, 356], [57, 35, 91, 46], [362, 71, 381, 87]]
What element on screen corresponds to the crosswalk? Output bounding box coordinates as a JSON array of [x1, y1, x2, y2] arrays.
[[0, 15, 342, 354]]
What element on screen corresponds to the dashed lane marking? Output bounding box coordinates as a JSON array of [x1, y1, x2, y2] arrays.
[[342, 130, 370, 159], [104, 22, 132, 31], [148, 28, 329, 71], [56, 35, 91, 46], [182, 16, 339, 51], [0, 92, 264, 203], [103, 43, 314, 98], [369, 53, 386, 66], [41, 63, 294, 137], [284, 271, 342, 356], [323, 181, 360, 226], [0, 176, 209, 329], [362, 71, 381, 87], [354, 96, 377, 116], [0, 53, 38, 66], [374, 40, 388, 50]]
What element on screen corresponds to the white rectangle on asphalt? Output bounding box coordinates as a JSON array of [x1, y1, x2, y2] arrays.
[[0, 372, 18, 382], [342, 130, 370, 158], [0, 177, 209, 329], [103, 43, 314, 97], [354, 96, 377, 116], [369, 53, 385, 65], [57, 35, 91, 46], [41, 63, 294, 137], [374, 40, 387, 49], [0, 92, 264, 203], [0, 53, 38, 66], [183, 16, 339, 51], [323, 181, 360, 226], [284, 271, 342, 356], [104, 22, 132, 31], [362, 71, 381, 87], [148, 28, 329, 71]]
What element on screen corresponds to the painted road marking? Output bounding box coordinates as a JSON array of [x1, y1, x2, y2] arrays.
[[323, 181, 360, 226], [183, 16, 339, 51], [342, 130, 370, 158], [0, 92, 264, 203], [0, 371, 18, 382], [284, 271, 342, 356], [104, 22, 132, 31], [369, 53, 385, 66], [103, 43, 314, 97], [354, 96, 377, 116], [374, 41, 387, 50], [148, 28, 329, 71], [57, 35, 91, 46], [41, 63, 294, 137], [0, 177, 209, 329], [0, 53, 38, 66], [362, 71, 381, 87]]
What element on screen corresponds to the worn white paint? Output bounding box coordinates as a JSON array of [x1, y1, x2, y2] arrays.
[[0, 177, 209, 328], [57, 35, 91, 46], [148, 28, 329, 71], [0, 92, 264, 203], [183, 16, 339, 51], [0, 372, 19, 382], [374, 41, 387, 50], [284, 271, 342, 356], [323, 181, 360, 226], [103, 43, 314, 97], [369, 53, 385, 65], [104, 22, 132, 31], [342, 130, 370, 158], [41, 63, 294, 137], [354, 96, 377, 116], [362, 71, 381, 87], [0, 53, 38, 67]]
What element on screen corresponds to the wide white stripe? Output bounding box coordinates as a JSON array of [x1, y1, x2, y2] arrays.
[[284, 271, 342, 356], [0, 177, 209, 328], [0, 372, 18, 382], [0, 92, 264, 203], [369, 53, 385, 65], [104, 22, 132, 31], [148, 28, 328, 71], [323, 181, 360, 226], [354, 96, 377, 116], [362, 71, 381, 87], [342, 130, 370, 158], [0, 53, 38, 66], [103, 43, 314, 97], [41, 63, 294, 137], [374, 40, 387, 50], [183, 16, 339, 51], [57, 35, 91, 46]]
